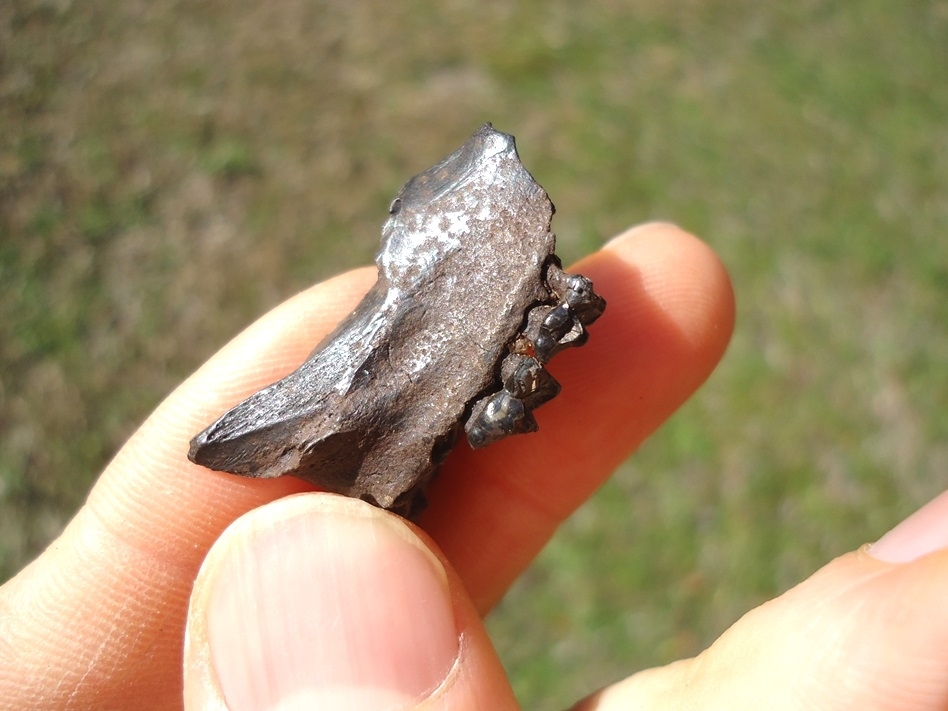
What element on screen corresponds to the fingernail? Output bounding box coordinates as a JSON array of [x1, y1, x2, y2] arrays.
[[198, 494, 458, 710], [869, 489, 948, 563]]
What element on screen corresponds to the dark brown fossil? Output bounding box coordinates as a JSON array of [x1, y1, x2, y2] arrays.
[[189, 124, 605, 517]]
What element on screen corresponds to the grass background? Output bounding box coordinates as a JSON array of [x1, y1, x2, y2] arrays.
[[2, 0, 947, 707]]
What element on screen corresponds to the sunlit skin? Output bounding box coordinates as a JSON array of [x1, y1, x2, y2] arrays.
[[2, 224, 947, 710]]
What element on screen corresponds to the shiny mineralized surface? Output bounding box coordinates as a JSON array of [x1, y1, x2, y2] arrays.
[[189, 124, 604, 517]]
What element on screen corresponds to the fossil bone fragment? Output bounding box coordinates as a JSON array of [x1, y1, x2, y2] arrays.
[[189, 124, 605, 517]]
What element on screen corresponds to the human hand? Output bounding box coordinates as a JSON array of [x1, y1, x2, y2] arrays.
[[2, 223, 944, 710]]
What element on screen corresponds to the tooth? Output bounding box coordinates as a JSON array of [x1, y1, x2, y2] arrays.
[[188, 124, 605, 518]]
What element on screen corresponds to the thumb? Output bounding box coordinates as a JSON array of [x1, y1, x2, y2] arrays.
[[576, 490, 948, 710], [183, 493, 518, 711]]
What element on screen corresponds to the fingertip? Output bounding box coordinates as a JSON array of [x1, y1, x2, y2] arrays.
[[185, 494, 458, 710], [869, 489, 948, 564], [603, 220, 685, 246], [422, 223, 737, 610], [558, 221, 735, 438], [597, 221, 735, 360], [184, 494, 518, 711]]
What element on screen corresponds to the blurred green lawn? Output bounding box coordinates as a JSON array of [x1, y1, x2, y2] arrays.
[[2, 0, 947, 707]]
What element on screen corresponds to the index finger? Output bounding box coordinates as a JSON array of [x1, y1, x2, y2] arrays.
[[422, 222, 735, 610]]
